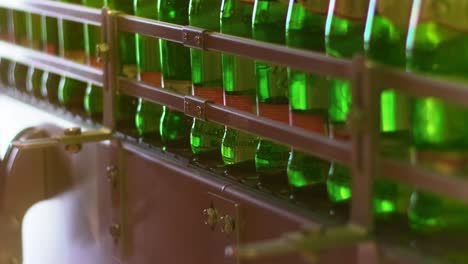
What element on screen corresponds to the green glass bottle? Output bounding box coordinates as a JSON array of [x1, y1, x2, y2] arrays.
[[11, 10, 29, 91], [285, 0, 329, 202], [407, 0, 468, 233], [83, 0, 104, 120], [189, 0, 225, 156], [58, 0, 87, 110], [0, 8, 13, 87], [364, 0, 412, 216], [158, 0, 193, 148], [325, 0, 367, 204], [26, 11, 43, 97], [134, 0, 164, 142], [220, 0, 257, 171], [107, 0, 139, 132], [41, 2, 61, 104], [252, 0, 290, 193]]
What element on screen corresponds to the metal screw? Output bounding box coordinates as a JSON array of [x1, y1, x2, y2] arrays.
[[182, 32, 188, 41], [109, 224, 121, 243], [106, 165, 118, 189], [203, 207, 218, 230], [195, 105, 203, 117], [64, 127, 82, 154], [220, 214, 235, 235], [194, 36, 201, 45]]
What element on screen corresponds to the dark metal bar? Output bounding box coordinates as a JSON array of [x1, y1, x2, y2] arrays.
[[116, 14, 352, 79], [205, 32, 352, 79], [0, 0, 101, 26], [118, 78, 351, 165], [118, 78, 186, 111], [208, 104, 351, 165], [350, 56, 376, 229], [0, 41, 103, 86], [101, 8, 119, 129], [117, 15, 183, 45], [371, 63, 468, 107], [381, 159, 468, 204]]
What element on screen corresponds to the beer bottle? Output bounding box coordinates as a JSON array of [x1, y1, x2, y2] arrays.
[[158, 0, 193, 148], [189, 0, 224, 156], [364, 0, 412, 216], [220, 0, 257, 171], [41, 1, 61, 104], [252, 0, 290, 193], [83, 0, 104, 120], [285, 0, 329, 202], [134, 0, 164, 142], [10, 10, 29, 91], [26, 10, 43, 97], [325, 0, 368, 203], [58, 0, 87, 110], [0, 9, 13, 87], [107, 0, 139, 132], [407, 0, 468, 232]]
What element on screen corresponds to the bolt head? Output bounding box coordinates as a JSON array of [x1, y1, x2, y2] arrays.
[[65, 144, 82, 154]]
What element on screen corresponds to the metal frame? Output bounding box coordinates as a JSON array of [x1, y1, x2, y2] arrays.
[[2, 0, 468, 262]]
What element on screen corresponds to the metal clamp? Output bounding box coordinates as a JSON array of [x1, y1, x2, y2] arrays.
[[10, 127, 112, 153], [184, 96, 212, 121], [225, 225, 369, 262], [182, 26, 207, 49]]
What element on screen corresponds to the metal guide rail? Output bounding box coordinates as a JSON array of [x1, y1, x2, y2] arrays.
[[1, 0, 468, 263]]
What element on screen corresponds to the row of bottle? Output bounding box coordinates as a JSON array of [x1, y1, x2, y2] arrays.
[[1, 0, 468, 234]]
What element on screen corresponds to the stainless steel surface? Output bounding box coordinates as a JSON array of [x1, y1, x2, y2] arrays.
[[226, 225, 368, 260], [10, 128, 112, 150], [1, 1, 468, 264], [350, 56, 377, 229]]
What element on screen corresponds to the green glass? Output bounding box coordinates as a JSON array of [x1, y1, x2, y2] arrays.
[[189, 0, 224, 155], [253, 0, 290, 192], [0, 9, 12, 87], [220, 0, 258, 167], [41, 2, 61, 104], [105, 0, 139, 130], [285, 1, 329, 201], [26, 11, 43, 97], [83, 0, 104, 120], [325, 0, 366, 203], [364, 0, 412, 216], [11, 10, 29, 91], [134, 0, 164, 141], [58, 0, 86, 110], [158, 0, 193, 148], [406, 1, 468, 232]]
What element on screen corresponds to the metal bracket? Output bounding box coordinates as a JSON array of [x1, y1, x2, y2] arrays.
[[182, 26, 207, 49], [184, 96, 212, 121], [225, 225, 369, 262], [10, 127, 112, 152]]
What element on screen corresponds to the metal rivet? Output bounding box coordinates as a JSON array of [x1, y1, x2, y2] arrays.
[[220, 215, 235, 235], [106, 165, 118, 189], [194, 36, 201, 45], [182, 32, 188, 41], [109, 224, 121, 243], [203, 207, 218, 230], [195, 105, 202, 116], [64, 127, 82, 154]]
